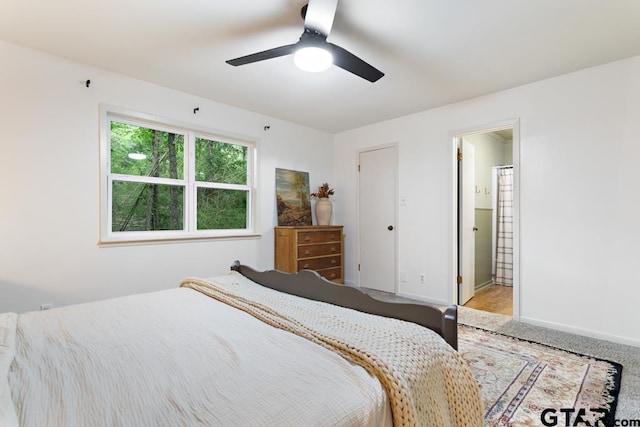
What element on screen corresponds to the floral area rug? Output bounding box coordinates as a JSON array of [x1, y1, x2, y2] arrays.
[[458, 324, 622, 427]]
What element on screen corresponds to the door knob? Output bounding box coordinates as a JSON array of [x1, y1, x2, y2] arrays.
[[388, 225, 394, 231], [473, 227, 478, 231]]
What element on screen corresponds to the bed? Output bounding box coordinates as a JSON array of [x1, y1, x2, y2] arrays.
[[0, 261, 483, 427]]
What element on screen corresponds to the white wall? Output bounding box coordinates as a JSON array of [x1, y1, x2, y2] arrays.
[[334, 55, 640, 346], [0, 41, 333, 313]]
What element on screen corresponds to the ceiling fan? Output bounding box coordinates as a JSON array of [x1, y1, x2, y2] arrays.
[[226, 0, 384, 82]]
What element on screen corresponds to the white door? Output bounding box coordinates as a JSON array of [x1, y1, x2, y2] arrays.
[[459, 139, 475, 304], [359, 146, 396, 292]]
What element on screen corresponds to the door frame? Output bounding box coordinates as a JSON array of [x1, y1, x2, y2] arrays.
[[458, 138, 476, 305], [356, 143, 399, 292], [448, 119, 521, 319]]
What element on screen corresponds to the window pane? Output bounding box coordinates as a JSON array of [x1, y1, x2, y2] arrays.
[[195, 137, 247, 184], [112, 181, 184, 232], [197, 188, 247, 230], [110, 121, 184, 179]]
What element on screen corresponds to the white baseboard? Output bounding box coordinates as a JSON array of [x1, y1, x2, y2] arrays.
[[396, 292, 448, 307], [475, 280, 493, 292], [344, 280, 356, 287], [519, 316, 640, 348]]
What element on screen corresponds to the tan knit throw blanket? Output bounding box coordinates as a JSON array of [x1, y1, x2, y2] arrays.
[[181, 272, 483, 427]]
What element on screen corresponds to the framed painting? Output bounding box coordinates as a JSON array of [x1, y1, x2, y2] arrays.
[[275, 168, 312, 226]]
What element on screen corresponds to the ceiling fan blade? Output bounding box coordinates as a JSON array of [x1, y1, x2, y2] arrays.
[[328, 43, 384, 82], [226, 43, 297, 66], [304, 0, 338, 36]]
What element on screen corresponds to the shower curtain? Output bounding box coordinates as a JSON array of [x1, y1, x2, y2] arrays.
[[495, 168, 513, 286]]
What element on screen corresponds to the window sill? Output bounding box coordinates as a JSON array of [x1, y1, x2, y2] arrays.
[[98, 232, 261, 247]]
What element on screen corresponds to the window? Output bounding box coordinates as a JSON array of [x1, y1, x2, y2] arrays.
[[100, 107, 256, 244]]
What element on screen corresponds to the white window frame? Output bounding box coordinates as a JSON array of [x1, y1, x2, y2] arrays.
[[99, 105, 258, 245]]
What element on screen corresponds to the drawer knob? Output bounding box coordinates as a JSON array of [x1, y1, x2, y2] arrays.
[[303, 250, 310, 255], [303, 264, 309, 269], [330, 247, 336, 252], [331, 259, 337, 265]]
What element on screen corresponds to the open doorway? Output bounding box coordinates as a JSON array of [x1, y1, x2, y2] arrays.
[[454, 123, 518, 317]]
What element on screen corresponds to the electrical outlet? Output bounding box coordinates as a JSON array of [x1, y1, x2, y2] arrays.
[[419, 273, 426, 283], [40, 303, 54, 311]]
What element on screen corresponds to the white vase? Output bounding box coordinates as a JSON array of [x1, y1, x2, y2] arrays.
[[315, 198, 332, 225]]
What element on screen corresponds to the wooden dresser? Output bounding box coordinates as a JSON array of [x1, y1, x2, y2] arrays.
[[274, 226, 344, 284]]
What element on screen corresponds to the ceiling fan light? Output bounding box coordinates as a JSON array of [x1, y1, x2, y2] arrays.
[[294, 47, 333, 72]]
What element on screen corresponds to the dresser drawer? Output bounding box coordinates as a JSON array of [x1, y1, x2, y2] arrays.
[[298, 255, 341, 271], [298, 243, 341, 258], [297, 230, 341, 244], [317, 267, 342, 282], [275, 226, 344, 284]]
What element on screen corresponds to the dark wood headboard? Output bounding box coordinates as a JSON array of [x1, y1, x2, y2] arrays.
[[231, 261, 458, 350]]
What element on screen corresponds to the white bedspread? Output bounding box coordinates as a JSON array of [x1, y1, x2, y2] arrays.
[[2, 285, 392, 426], [183, 273, 482, 426]]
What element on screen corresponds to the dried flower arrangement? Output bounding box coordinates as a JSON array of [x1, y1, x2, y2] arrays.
[[311, 182, 335, 199]]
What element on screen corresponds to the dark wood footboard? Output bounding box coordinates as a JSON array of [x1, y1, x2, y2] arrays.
[[231, 261, 458, 350]]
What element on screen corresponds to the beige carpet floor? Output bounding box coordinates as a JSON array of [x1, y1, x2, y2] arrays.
[[457, 306, 640, 421], [361, 288, 640, 421]]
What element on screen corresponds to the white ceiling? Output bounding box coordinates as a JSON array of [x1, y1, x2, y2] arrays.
[[1, 0, 639, 133]]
